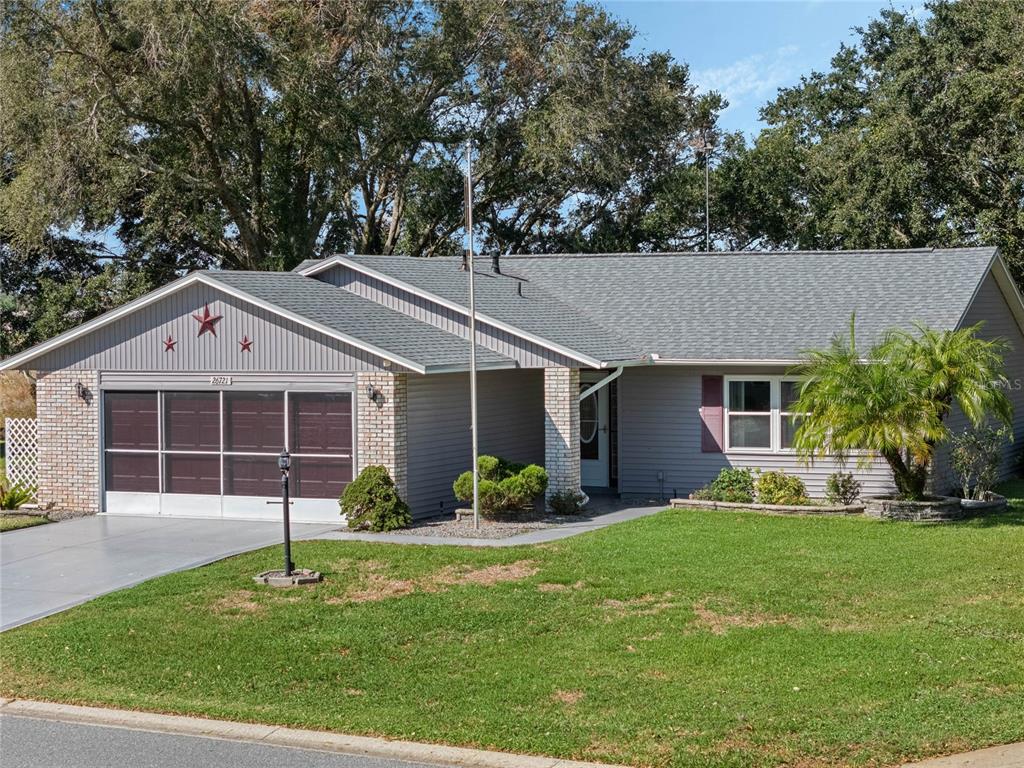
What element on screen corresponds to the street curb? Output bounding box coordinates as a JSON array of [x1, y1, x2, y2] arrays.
[[0, 699, 626, 768]]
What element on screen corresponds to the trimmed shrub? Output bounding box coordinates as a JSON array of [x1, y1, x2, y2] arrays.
[[755, 470, 810, 506], [548, 489, 586, 515], [518, 464, 549, 499], [477, 455, 503, 481], [825, 472, 861, 505], [341, 465, 411, 532], [453, 456, 548, 517], [693, 467, 755, 503]]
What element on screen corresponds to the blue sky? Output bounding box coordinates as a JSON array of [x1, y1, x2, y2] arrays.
[[600, 0, 925, 137]]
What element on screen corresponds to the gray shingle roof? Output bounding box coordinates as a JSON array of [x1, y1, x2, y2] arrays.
[[341, 247, 999, 362], [203, 270, 515, 372], [344, 255, 647, 364]]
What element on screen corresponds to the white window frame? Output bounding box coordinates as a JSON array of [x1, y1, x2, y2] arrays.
[[723, 376, 804, 454], [778, 379, 805, 452]]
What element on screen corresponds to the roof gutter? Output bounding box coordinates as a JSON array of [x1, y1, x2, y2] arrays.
[[651, 357, 805, 366]]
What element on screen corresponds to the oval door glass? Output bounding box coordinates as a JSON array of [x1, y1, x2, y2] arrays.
[[580, 390, 599, 459]]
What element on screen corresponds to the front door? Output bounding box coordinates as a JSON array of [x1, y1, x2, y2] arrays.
[[580, 379, 610, 487]]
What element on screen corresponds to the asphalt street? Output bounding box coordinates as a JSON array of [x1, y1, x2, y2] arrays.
[[0, 715, 448, 768]]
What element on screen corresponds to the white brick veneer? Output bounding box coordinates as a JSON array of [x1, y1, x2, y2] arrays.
[[544, 367, 581, 501], [36, 369, 100, 517], [356, 371, 408, 499]]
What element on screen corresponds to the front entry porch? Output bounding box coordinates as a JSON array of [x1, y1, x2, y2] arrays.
[[543, 367, 620, 502]]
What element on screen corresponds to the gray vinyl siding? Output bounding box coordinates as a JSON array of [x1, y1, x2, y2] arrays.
[[320, 265, 578, 368], [406, 370, 544, 517], [618, 366, 895, 499], [932, 272, 1024, 492], [30, 282, 398, 373]]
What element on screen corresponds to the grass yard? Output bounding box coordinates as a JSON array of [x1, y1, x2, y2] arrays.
[[1, 504, 1023, 767], [0, 514, 48, 532]]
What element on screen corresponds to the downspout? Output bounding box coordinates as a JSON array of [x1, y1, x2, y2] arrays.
[[578, 366, 624, 403]]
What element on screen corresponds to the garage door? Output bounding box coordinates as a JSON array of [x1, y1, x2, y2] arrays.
[[103, 389, 353, 523]]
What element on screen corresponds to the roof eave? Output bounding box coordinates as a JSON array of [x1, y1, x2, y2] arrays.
[[0, 271, 432, 375], [0, 272, 206, 372]]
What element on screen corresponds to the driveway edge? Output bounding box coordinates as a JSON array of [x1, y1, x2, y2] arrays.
[[0, 699, 623, 768]]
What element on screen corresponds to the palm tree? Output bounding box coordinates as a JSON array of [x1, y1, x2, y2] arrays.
[[789, 319, 1012, 500]]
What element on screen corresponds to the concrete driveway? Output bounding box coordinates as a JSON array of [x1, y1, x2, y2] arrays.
[[0, 515, 337, 631]]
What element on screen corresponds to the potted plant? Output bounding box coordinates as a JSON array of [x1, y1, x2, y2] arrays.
[[788, 318, 1012, 521]]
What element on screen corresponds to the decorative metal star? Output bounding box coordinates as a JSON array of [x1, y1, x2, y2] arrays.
[[192, 304, 222, 337], [163, 335, 176, 352], [239, 335, 253, 352]]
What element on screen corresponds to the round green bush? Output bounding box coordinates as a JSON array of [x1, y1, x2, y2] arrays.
[[755, 470, 810, 506], [341, 465, 411, 532], [518, 464, 549, 498], [477, 455, 503, 481], [694, 467, 756, 503], [452, 456, 548, 518]]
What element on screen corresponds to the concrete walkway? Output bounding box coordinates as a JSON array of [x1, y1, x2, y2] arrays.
[[901, 742, 1024, 767], [0, 515, 335, 631], [313, 499, 666, 547]]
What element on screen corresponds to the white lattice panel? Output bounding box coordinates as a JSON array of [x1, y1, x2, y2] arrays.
[[4, 417, 37, 487]]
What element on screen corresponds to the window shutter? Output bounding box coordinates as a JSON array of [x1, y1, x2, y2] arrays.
[[701, 375, 724, 453]]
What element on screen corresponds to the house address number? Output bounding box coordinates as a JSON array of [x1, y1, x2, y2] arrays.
[[210, 376, 233, 386]]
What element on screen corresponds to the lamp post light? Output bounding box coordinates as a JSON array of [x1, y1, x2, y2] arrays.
[[254, 449, 320, 587], [278, 448, 293, 577]]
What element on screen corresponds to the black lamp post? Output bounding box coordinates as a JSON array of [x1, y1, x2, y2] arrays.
[[278, 448, 294, 577]]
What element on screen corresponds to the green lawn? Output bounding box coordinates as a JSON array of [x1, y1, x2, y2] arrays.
[[0, 514, 48, 532], [2, 504, 1023, 767]]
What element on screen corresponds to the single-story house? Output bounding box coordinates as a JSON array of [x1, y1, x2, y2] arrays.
[[3, 246, 1023, 523]]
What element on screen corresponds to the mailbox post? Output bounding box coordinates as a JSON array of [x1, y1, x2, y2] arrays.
[[278, 448, 293, 577]]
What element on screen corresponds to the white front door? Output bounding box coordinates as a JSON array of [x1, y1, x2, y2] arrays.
[[580, 380, 610, 487]]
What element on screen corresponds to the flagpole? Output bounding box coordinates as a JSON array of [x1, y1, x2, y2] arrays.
[[465, 140, 480, 530]]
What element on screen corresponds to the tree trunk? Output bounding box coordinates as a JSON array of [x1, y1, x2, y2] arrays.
[[881, 448, 929, 500]]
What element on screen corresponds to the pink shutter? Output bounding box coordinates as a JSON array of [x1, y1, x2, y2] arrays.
[[701, 375, 724, 453]]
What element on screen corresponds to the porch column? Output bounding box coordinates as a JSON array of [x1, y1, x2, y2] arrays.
[[544, 366, 581, 502], [356, 371, 408, 500]]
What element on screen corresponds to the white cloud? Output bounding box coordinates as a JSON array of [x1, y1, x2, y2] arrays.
[[692, 44, 803, 115]]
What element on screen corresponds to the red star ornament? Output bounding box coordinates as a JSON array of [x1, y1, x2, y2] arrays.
[[192, 304, 223, 337], [239, 335, 253, 352], [163, 335, 176, 352]]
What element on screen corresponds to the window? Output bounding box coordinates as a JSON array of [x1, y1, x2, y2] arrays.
[[727, 380, 772, 450], [723, 377, 806, 453], [779, 380, 803, 450]]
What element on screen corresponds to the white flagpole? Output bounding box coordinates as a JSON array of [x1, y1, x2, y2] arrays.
[[465, 140, 480, 530]]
